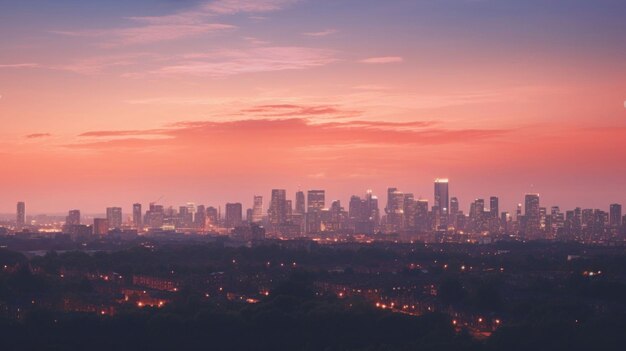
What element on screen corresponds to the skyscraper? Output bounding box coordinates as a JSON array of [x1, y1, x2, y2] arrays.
[[106, 207, 123, 229], [434, 179, 449, 216], [16, 202, 25, 229], [268, 189, 288, 231], [524, 194, 541, 239], [306, 190, 325, 234], [489, 197, 499, 218], [610, 204, 622, 228], [385, 188, 404, 232], [133, 203, 142, 229], [206, 207, 218, 227], [252, 196, 263, 223], [295, 191, 306, 214], [307, 190, 325, 212], [415, 199, 429, 232], [450, 197, 459, 217], [225, 203, 243, 228], [195, 205, 206, 229], [66, 210, 81, 226], [434, 179, 449, 228]]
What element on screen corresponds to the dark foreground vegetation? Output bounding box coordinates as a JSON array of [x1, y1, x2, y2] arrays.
[[1, 241, 626, 350]]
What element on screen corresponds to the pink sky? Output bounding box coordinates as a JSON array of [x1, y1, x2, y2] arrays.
[[0, 0, 625, 213]]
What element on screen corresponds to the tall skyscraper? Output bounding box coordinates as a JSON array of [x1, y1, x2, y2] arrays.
[[415, 199, 429, 232], [307, 190, 325, 212], [66, 210, 81, 226], [365, 190, 380, 227], [489, 197, 499, 218], [145, 203, 164, 229], [434, 179, 449, 215], [206, 207, 218, 227], [252, 196, 263, 223], [133, 203, 142, 229], [268, 189, 288, 231], [295, 191, 306, 214], [106, 207, 123, 229], [225, 203, 243, 228], [195, 205, 206, 229], [524, 194, 541, 239], [16, 202, 25, 229], [385, 188, 405, 232], [450, 197, 459, 217], [306, 190, 325, 233], [610, 204, 622, 228]]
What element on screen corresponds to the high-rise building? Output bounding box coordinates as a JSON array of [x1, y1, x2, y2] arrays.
[[252, 196, 263, 223], [489, 197, 499, 218], [434, 179, 449, 216], [133, 203, 142, 229], [385, 188, 404, 232], [365, 190, 380, 228], [16, 202, 25, 229], [403, 193, 416, 229], [524, 194, 541, 239], [178, 206, 193, 228], [93, 218, 109, 236], [225, 203, 243, 228], [295, 191, 306, 214], [450, 197, 459, 217], [206, 207, 218, 227], [106, 207, 123, 229], [268, 189, 288, 232], [195, 205, 206, 229], [145, 203, 164, 229], [66, 210, 81, 226], [415, 199, 429, 232], [610, 204, 622, 228], [307, 190, 325, 212], [306, 190, 325, 233]]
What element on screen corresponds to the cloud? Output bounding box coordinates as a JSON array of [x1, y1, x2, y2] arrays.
[[0, 63, 40, 69], [25, 133, 51, 139], [52, 53, 158, 75], [241, 104, 361, 118], [51, 0, 296, 46], [78, 130, 162, 138], [303, 29, 337, 37], [67, 118, 509, 151], [359, 56, 404, 64], [52, 23, 235, 47], [202, 0, 298, 15], [151, 47, 337, 77]]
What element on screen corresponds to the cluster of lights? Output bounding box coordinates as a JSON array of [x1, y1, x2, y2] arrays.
[[582, 270, 602, 277]]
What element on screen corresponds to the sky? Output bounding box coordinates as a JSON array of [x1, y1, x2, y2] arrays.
[[1, 0, 625, 214]]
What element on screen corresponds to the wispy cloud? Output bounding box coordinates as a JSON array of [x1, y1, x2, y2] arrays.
[[52, 53, 158, 75], [241, 104, 361, 119], [0, 63, 40, 69], [202, 0, 298, 15], [359, 56, 404, 64], [151, 47, 337, 77], [25, 133, 51, 139], [52, 0, 296, 46], [303, 29, 337, 37], [68, 118, 509, 151], [52, 23, 235, 47]]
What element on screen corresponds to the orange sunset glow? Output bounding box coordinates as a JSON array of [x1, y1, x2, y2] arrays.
[[1, 0, 625, 213]]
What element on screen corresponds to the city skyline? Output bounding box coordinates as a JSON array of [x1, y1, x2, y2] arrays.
[[1, 183, 624, 216], [2, 2, 626, 349], [1, 0, 625, 213]]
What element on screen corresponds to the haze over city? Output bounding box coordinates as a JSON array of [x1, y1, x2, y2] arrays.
[[1, 0, 625, 213]]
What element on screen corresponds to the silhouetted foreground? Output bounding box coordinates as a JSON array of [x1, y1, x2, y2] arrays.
[[1, 242, 626, 350]]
